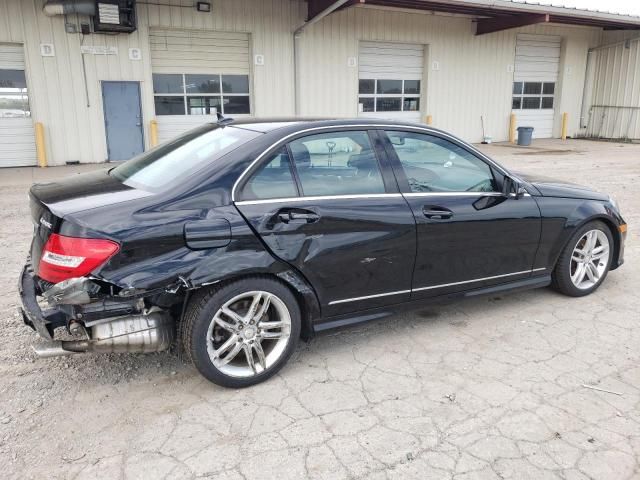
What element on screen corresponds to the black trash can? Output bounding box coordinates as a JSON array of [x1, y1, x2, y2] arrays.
[[516, 126, 534, 146]]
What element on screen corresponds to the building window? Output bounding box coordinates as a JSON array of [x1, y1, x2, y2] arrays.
[[358, 79, 420, 113], [512, 81, 554, 110], [0, 69, 30, 118], [153, 73, 250, 116]]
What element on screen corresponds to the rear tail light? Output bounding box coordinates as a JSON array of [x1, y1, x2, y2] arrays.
[[38, 233, 120, 284]]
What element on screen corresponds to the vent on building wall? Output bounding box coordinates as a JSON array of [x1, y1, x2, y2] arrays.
[[43, 0, 137, 34], [93, 1, 137, 33]]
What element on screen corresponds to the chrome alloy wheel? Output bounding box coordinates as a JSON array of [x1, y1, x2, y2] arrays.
[[570, 229, 610, 290], [206, 291, 292, 378]]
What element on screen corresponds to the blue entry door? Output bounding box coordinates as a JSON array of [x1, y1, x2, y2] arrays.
[[101, 81, 144, 161]]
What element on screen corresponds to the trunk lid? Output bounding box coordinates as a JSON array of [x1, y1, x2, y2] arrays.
[[28, 168, 152, 279]]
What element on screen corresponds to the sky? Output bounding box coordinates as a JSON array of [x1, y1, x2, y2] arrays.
[[512, 0, 640, 16]]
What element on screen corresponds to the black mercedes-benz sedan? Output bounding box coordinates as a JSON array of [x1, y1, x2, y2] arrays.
[[20, 118, 627, 387]]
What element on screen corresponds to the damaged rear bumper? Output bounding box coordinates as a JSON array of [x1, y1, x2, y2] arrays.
[[18, 263, 175, 357], [18, 264, 66, 340]]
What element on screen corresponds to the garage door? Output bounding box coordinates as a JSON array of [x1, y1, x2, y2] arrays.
[[358, 41, 424, 123], [150, 28, 251, 143], [512, 34, 561, 139], [0, 44, 36, 167]]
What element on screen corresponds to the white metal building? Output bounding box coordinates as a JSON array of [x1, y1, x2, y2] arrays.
[[0, 0, 639, 167]]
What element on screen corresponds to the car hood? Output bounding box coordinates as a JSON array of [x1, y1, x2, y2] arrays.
[[30, 168, 153, 217], [515, 172, 609, 201]]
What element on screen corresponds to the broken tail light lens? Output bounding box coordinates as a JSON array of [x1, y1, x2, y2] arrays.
[[38, 233, 120, 284]]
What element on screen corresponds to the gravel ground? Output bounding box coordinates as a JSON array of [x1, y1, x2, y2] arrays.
[[0, 138, 638, 480]]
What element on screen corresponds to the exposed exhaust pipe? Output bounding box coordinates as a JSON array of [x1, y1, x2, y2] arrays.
[[32, 312, 173, 359], [43, 0, 96, 17], [32, 342, 77, 358]]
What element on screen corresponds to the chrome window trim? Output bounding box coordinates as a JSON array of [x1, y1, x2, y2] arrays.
[[231, 123, 511, 202], [329, 267, 547, 304], [403, 191, 504, 198], [403, 192, 531, 198], [235, 193, 403, 206], [235, 191, 533, 205]]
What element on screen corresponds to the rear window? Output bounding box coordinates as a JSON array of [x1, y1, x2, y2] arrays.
[[110, 124, 260, 191]]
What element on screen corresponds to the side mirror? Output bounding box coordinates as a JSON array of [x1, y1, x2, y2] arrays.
[[502, 176, 526, 199]]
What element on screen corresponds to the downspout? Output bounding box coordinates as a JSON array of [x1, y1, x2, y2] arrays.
[[293, 0, 351, 116], [580, 50, 596, 129]]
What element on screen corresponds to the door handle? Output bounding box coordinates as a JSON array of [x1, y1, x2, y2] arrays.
[[277, 209, 320, 224], [422, 207, 453, 219]]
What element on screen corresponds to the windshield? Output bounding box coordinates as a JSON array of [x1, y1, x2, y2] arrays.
[[110, 124, 261, 191]]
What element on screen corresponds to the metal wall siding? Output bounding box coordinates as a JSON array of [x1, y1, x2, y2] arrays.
[[0, 0, 301, 166], [584, 32, 640, 139], [0, 0, 608, 164], [299, 7, 600, 142]]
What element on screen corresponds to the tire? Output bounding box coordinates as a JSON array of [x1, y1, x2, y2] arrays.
[[182, 277, 301, 388], [551, 220, 614, 297]]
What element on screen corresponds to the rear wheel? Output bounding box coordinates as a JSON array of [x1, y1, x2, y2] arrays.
[[182, 277, 300, 388], [552, 221, 613, 297]]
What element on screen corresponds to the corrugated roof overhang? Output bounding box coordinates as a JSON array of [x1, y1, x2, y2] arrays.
[[307, 0, 640, 34]]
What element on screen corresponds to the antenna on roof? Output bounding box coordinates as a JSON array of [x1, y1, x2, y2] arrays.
[[216, 111, 234, 125]]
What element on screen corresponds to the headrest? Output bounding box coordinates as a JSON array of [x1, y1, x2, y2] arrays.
[[290, 143, 311, 168]]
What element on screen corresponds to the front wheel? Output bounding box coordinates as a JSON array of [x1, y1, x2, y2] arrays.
[[552, 221, 613, 297], [182, 277, 301, 388]]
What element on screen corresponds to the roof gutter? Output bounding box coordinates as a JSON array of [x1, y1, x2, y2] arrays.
[[293, 0, 351, 116]]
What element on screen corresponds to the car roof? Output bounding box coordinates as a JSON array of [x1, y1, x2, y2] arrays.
[[223, 117, 452, 136]]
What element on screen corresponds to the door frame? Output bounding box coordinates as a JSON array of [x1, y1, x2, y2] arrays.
[[101, 80, 145, 162]]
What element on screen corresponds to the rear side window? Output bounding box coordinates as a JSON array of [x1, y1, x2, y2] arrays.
[[241, 148, 298, 200], [288, 131, 385, 196], [110, 124, 260, 192]]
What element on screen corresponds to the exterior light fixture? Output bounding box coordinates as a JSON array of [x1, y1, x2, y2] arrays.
[[196, 2, 211, 12]]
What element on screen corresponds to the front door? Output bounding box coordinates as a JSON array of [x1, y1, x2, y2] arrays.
[[381, 129, 542, 299], [234, 129, 417, 318], [102, 81, 144, 161]]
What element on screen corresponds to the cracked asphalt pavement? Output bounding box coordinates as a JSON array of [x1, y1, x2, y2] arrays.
[[0, 139, 638, 479]]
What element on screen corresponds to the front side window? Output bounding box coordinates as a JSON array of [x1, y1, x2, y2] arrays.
[[385, 131, 496, 193], [241, 148, 298, 201], [512, 81, 554, 110], [110, 124, 260, 191], [153, 73, 250, 116], [358, 79, 421, 113], [289, 131, 386, 196], [0, 69, 29, 118]]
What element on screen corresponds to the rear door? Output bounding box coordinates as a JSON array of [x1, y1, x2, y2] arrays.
[[381, 129, 542, 299], [234, 128, 417, 318]]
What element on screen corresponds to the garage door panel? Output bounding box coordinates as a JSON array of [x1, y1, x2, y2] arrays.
[[0, 118, 36, 167], [514, 111, 554, 139], [150, 28, 251, 141], [149, 28, 250, 75], [155, 116, 212, 144], [0, 44, 36, 167], [358, 41, 424, 123], [513, 34, 560, 139]]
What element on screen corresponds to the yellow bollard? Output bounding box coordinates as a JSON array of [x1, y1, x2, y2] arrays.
[[561, 112, 568, 140], [150, 119, 158, 147], [425, 115, 433, 126], [509, 113, 516, 144], [35, 122, 47, 168]]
